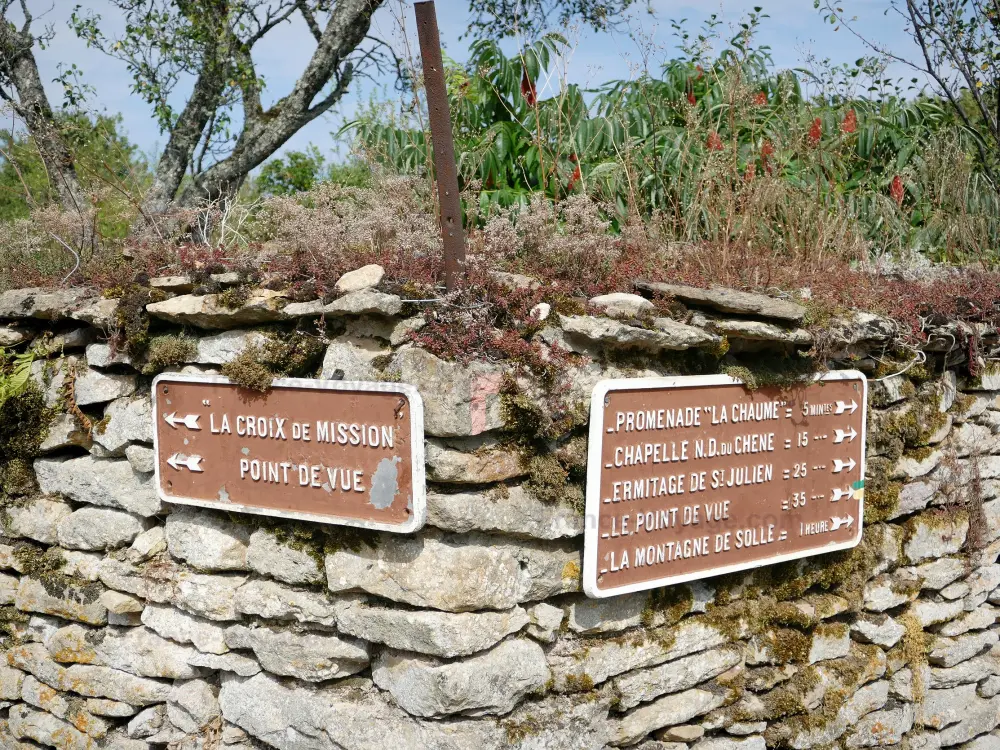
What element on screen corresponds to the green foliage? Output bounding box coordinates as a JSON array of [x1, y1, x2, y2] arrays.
[[0, 347, 35, 410], [256, 146, 327, 197], [817, 0, 999, 186], [348, 13, 999, 261], [0, 113, 149, 235]]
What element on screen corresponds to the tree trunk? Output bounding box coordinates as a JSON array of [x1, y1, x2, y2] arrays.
[[176, 0, 382, 209], [0, 21, 89, 220]]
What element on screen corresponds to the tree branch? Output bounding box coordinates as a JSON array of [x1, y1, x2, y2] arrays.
[[296, 0, 323, 42], [0, 16, 89, 219], [178, 0, 383, 206]]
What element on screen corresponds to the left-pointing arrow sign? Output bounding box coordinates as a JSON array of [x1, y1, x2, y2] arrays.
[[167, 453, 204, 472], [164, 412, 201, 430]]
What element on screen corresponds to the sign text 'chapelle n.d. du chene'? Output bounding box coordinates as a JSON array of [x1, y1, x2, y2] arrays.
[[151, 374, 426, 533], [583, 372, 867, 598]]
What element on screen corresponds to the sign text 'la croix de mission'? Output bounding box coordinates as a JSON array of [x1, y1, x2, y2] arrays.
[[151, 374, 426, 533]]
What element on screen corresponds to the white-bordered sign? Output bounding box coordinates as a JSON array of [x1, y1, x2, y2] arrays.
[[583, 371, 867, 598], [152, 373, 426, 533]]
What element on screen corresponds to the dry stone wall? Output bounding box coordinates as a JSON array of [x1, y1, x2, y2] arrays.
[[1, 272, 999, 750]]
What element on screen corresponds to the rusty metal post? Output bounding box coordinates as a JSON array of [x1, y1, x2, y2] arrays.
[[414, 0, 466, 291]]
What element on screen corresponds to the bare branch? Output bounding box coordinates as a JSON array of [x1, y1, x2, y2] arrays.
[[296, 0, 324, 42]]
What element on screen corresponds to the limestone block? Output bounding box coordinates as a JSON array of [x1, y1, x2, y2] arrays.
[[147, 290, 288, 329], [394, 348, 504, 437], [929, 629, 999, 668], [15, 576, 107, 625], [57, 507, 148, 550], [168, 678, 221, 734], [613, 688, 727, 746], [91, 396, 153, 455], [225, 624, 369, 682], [125, 444, 155, 473], [427, 485, 584, 539], [3, 495, 73, 544], [548, 617, 729, 692], [589, 292, 654, 317], [335, 264, 384, 293], [73, 366, 137, 406], [85, 341, 132, 368], [560, 314, 716, 353], [527, 601, 564, 642], [324, 289, 402, 316], [904, 512, 969, 563], [20, 674, 112, 738], [325, 530, 579, 612], [234, 578, 338, 626], [610, 645, 742, 712], [48, 623, 201, 679], [194, 329, 267, 364], [845, 703, 915, 748], [850, 614, 906, 648], [335, 598, 528, 658], [246, 528, 323, 585], [218, 671, 500, 749], [35, 455, 162, 517], [166, 508, 250, 571], [632, 281, 806, 322], [38, 413, 92, 453], [0, 287, 89, 320], [371, 639, 549, 717], [939, 604, 998, 637], [425, 439, 526, 484]]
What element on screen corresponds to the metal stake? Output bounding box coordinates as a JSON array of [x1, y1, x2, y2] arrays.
[[414, 0, 466, 291]]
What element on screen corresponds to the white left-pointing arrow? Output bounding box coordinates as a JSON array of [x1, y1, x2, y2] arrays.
[[834, 427, 858, 443], [832, 458, 857, 473], [167, 453, 204, 472], [164, 412, 201, 430]]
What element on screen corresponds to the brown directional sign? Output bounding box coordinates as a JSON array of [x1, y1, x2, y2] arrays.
[[583, 372, 867, 597], [151, 374, 425, 533]]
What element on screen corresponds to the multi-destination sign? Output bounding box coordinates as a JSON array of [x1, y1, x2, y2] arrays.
[[151, 374, 425, 533], [583, 372, 867, 597]]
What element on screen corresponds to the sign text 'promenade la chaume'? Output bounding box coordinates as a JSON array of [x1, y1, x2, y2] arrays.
[[151, 375, 426, 533], [583, 372, 867, 597]]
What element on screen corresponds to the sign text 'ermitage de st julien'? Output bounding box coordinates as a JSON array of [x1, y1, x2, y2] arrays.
[[151, 374, 426, 533], [583, 372, 867, 598]]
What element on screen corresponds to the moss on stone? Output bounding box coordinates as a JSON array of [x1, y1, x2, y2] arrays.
[[0, 458, 36, 497], [142, 335, 197, 375], [503, 714, 545, 743], [720, 356, 820, 392], [641, 585, 693, 628], [13, 542, 64, 578], [0, 604, 28, 638], [0, 383, 52, 462], [221, 344, 275, 392], [266, 520, 378, 569], [221, 331, 326, 392], [525, 455, 569, 504], [562, 673, 595, 693], [111, 285, 167, 359], [217, 285, 252, 310]]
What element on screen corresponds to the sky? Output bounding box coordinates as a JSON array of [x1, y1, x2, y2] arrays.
[[20, 0, 925, 167]]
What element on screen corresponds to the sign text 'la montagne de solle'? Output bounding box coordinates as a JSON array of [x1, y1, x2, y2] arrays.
[[584, 372, 867, 598], [151, 374, 426, 533]]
